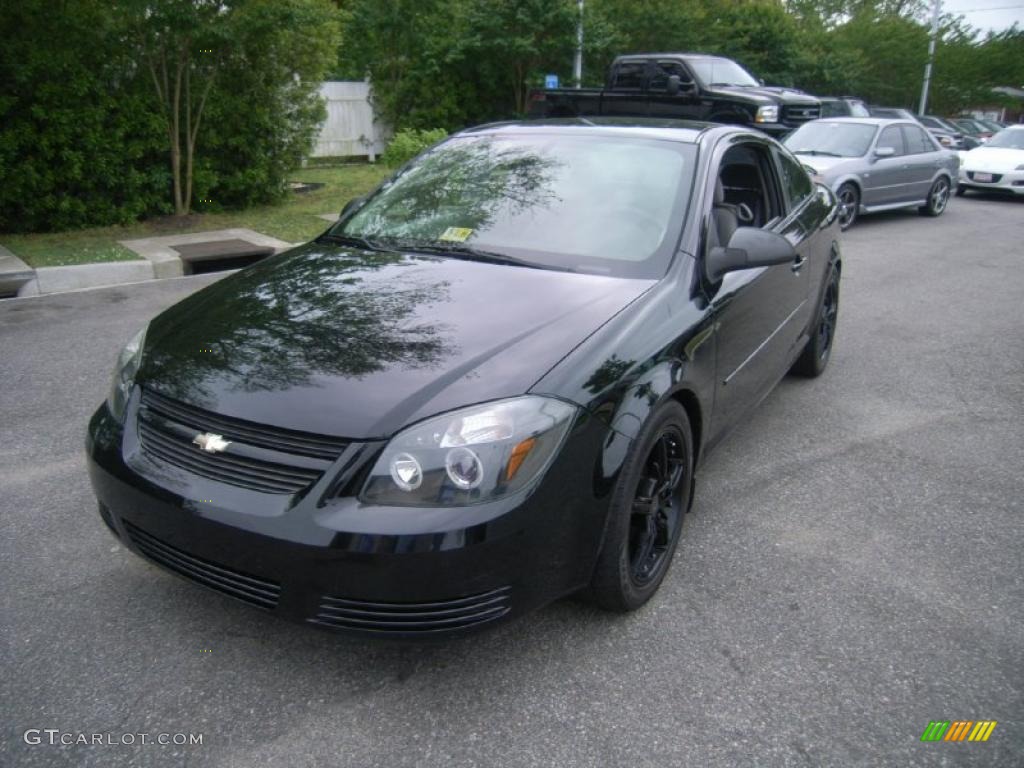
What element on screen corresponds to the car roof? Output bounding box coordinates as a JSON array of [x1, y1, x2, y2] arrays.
[[458, 118, 725, 144], [616, 52, 721, 60], [798, 117, 916, 128]]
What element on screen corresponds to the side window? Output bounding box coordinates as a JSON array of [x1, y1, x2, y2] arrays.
[[902, 125, 931, 154], [775, 149, 814, 210], [876, 126, 905, 156], [648, 61, 693, 91], [612, 62, 646, 90], [917, 126, 939, 151]]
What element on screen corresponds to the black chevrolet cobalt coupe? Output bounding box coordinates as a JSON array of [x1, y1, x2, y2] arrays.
[[87, 119, 841, 638]]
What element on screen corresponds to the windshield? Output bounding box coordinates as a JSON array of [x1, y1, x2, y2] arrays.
[[689, 57, 759, 87], [332, 134, 696, 278], [985, 129, 1024, 150], [784, 121, 878, 157]]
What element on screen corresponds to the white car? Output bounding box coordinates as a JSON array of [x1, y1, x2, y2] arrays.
[[957, 125, 1024, 196]]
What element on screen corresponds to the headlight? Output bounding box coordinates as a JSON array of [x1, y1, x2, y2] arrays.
[[755, 106, 779, 124], [106, 325, 147, 422], [360, 396, 577, 507]]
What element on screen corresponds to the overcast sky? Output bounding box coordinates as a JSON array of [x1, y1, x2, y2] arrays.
[[944, 2, 1024, 34]]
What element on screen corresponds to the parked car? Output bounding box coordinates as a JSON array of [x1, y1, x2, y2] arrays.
[[784, 117, 959, 229], [957, 125, 1024, 196], [818, 97, 870, 118], [950, 117, 994, 141], [868, 106, 963, 149], [529, 53, 821, 136], [917, 115, 975, 149], [87, 119, 842, 637]]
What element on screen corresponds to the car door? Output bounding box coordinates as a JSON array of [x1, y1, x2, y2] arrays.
[[708, 140, 813, 437], [604, 60, 649, 117], [900, 124, 939, 200], [647, 60, 703, 120], [861, 125, 908, 206]]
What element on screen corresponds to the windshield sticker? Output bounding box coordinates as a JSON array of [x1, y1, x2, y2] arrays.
[[439, 227, 473, 243]]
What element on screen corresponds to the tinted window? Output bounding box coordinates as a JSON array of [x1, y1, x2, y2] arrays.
[[648, 61, 692, 91], [775, 150, 814, 208], [917, 116, 940, 129], [338, 135, 697, 278], [876, 126, 905, 156], [612, 62, 646, 90], [902, 125, 935, 154]]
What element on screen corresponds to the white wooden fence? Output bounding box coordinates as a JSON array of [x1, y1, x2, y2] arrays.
[[311, 81, 391, 160]]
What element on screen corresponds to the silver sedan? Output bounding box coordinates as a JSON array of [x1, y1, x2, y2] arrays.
[[783, 117, 960, 229]]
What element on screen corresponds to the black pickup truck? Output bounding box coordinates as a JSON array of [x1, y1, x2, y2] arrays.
[[529, 53, 821, 137]]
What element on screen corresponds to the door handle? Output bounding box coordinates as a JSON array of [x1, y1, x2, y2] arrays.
[[791, 254, 807, 273]]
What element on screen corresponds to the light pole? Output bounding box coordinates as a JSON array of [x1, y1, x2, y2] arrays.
[[573, 0, 584, 88], [918, 0, 941, 115]]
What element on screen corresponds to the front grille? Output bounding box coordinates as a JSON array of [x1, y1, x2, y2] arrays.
[[141, 389, 347, 459], [968, 171, 1002, 183], [783, 105, 821, 125], [124, 521, 281, 609], [308, 586, 512, 634], [137, 389, 348, 494]]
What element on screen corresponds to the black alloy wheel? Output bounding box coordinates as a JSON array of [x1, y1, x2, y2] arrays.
[[836, 183, 859, 230], [587, 401, 693, 611], [791, 265, 840, 378], [628, 427, 687, 586]]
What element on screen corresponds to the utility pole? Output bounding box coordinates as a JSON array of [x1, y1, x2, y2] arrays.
[[573, 0, 583, 88], [918, 0, 941, 115]]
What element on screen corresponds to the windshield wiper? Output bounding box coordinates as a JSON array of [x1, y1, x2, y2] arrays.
[[317, 233, 386, 251], [793, 150, 843, 157], [396, 242, 562, 271]]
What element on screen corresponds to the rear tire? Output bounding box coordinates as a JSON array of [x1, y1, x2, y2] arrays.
[[585, 401, 693, 612], [920, 177, 951, 216], [791, 265, 840, 378]]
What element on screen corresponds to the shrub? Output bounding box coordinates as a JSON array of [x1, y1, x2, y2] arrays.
[[380, 128, 449, 167]]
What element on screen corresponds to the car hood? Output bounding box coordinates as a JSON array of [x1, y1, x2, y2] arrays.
[[961, 146, 1024, 171], [793, 154, 861, 175], [138, 243, 653, 439], [707, 84, 819, 106]]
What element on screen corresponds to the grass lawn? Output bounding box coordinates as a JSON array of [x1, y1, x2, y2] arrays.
[[3, 164, 390, 268]]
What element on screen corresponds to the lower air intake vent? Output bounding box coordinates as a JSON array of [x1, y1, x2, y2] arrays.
[[125, 522, 280, 610], [309, 586, 511, 634]]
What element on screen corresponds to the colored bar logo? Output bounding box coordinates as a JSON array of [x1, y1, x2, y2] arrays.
[[920, 720, 997, 742]]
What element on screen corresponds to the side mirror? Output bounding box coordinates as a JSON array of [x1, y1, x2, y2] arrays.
[[340, 196, 366, 218], [706, 228, 796, 283], [873, 146, 896, 159], [666, 75, 681, 96]]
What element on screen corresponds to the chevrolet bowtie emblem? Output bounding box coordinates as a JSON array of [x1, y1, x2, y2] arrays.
[[192, 433, 232, 453]]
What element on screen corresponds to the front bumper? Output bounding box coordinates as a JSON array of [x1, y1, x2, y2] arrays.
[[958, 167, 1024, 195], [86, 400, 616, 639]]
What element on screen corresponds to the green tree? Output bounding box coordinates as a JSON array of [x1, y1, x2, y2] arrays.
[[122, 0, 340, 216], [460, 0, 579, 116]]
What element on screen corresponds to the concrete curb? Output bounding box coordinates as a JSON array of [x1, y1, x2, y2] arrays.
[[120, 228, 295, 278], [0, 245, 35, 297], [3, 228, 301, 299]]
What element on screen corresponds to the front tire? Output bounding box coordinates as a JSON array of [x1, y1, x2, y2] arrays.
[[920, 177, 951, 216], [836, 183, 859, 230], [955, 184, 967, 197], [586, 401, 693, 612], [791, 265, 840, 378]]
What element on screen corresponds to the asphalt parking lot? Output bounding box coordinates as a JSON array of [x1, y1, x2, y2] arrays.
[[2, 193, 1022, 767]]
